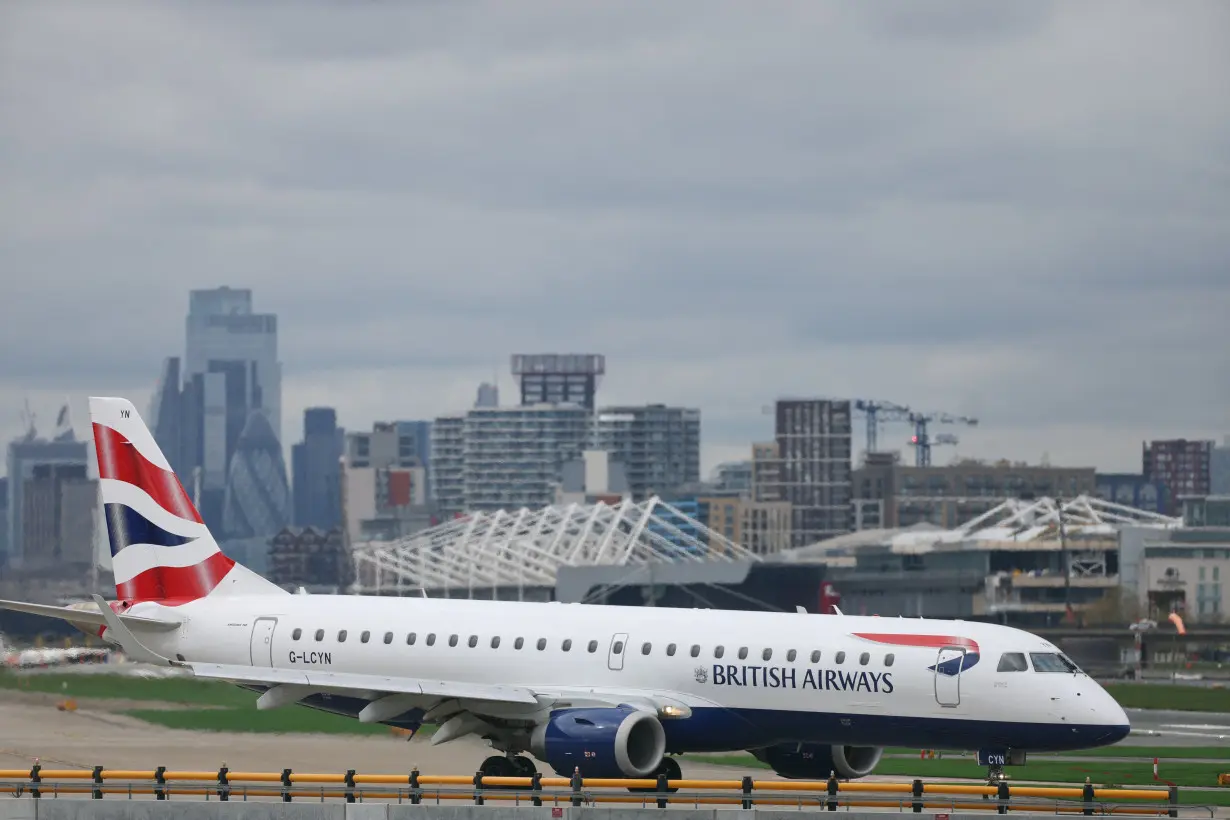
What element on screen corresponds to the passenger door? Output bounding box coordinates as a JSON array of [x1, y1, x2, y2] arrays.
[[607, 633, 628, 671], [249, 618, 278, 667], [934, 646, 966, 707]]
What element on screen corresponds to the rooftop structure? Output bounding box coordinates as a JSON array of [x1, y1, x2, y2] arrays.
[[779, 494, 1182, 561], [511, 353, 605, 411], [350, 496, 762, 596], [773, 494, 1183, 626]]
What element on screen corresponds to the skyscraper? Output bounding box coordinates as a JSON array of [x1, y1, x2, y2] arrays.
[[511, 354, 605, 410], [5, 412, 94, 571], [1212, 436, 1230, 496], [463, 405, 591, 511], [596, 405, 701, 501], [1143, 439, 1214, 515], [757, 399, 853, 546], [222, 410, 292, 540], [292, 408, 343, 530], [148, 287, 282, 529], [430, 415, 465, 518], [475, 382, 499, 408]]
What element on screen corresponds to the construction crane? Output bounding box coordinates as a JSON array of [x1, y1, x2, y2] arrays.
[[852, 400, 911, 454], [908, 411, 979, 467]]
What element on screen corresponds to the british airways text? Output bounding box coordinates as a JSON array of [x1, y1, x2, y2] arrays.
[[707, 665, 894, 694]]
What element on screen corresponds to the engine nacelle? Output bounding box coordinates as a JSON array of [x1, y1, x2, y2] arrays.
[[530, 706, 666, 779], [752, 743, 884, 780]]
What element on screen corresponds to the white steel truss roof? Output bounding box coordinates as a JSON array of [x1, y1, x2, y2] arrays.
[[350, 497, 762, 595], [952, 494, 1183, 540]]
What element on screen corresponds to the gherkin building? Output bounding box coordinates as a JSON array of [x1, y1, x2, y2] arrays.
[[222, 410, 291, 540]]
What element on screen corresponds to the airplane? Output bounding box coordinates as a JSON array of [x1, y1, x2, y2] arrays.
[[0, 396, 1130, 786]]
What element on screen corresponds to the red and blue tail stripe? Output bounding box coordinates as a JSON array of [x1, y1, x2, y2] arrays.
[[91, 413, 234, 604], [93, 423, 202, 524]]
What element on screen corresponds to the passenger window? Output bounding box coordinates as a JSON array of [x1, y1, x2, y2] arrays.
[[360, 631, 370, 644], [562, 639, 572, 651], [714, 646, 725, 659], [690, 645, 700, 657], [292, 629, 302, 641], [859, 652, 870, 666], [448, 634, 458, 647], [835, 651, 846, 664], [587, 640, 598, 653], [738, 646, 748, 660], [514, 637, 524, 650], [885, 653, 895, 667], [468, 635, 478, 648], [314, 629, 324, 641], [613, 640, 624, 654], [762, 648, 773, 661], [426, 633, 436, 646], [642, 642, 652, 655], [383, 632, 393, 645], [998, 653, 1028, 672], [787, 649, 797, 662], [407, 632, 416, 645], [337, 630, 347, 642], [537, 638, 547, 651], [810, 650, 821, 663], [491, 637, 501, 649], [666, 643, 677, 657]]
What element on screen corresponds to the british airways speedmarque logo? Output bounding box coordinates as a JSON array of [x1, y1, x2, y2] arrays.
[[852, 633, 982, 675]]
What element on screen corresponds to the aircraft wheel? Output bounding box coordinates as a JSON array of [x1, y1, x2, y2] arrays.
[[627, 755, 681, 793], [479, 755, 518, 782], [511, 756, 538, 777]]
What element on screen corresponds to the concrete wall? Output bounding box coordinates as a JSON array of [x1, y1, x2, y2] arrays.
[[0, 804, 1003, 820]]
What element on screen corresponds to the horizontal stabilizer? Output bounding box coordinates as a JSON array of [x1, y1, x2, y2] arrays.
[[0, 598, 182, 631]]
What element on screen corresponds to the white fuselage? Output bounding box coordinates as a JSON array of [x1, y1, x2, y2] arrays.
[[127, 594, 1130, 754]]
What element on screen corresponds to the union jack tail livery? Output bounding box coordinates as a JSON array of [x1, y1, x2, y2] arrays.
[[90, 396, 285, 604]]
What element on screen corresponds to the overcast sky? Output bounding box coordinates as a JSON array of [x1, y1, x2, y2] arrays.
[[1, 1, 1227, 478]]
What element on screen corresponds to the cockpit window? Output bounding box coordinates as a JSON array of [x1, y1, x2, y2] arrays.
[[1030, 652, 1081, 673], [997, 652, 1029, 672]]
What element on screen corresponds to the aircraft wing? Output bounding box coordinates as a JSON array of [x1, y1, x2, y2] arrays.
[[182, 661, 699, 744], [89, 595, 699, 743], [186, 661, 541, 705], [0, 598, 182, 632]]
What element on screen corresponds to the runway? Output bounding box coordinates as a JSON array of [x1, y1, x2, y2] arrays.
[[1, 687, 1224, 778], [1121, 708, 1230, 745], [0, 695, 765, 780]]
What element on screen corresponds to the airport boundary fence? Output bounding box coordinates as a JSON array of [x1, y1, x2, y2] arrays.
[[0, 765, 1204, 817]]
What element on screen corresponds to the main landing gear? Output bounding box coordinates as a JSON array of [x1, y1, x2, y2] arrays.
[[627, 756, 682, 793], [479, 754, 538, 779]]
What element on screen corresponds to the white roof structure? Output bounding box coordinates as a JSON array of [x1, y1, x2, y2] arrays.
[[351, 497, 762, 595], [777, 494, 1183, 561]]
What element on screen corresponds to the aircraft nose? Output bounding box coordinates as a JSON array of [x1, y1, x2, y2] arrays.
[[1098, 689, 1131, 744]]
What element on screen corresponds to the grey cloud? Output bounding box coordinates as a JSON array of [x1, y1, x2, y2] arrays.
[[1, 0, 1228, 477]]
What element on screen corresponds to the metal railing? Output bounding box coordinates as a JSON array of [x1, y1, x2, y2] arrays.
[[0, 765, 1197, 817]]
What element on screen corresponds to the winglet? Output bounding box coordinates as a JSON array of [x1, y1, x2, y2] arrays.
[[91, 594, 178, 667]]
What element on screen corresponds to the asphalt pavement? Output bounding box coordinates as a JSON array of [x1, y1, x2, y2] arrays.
[[1120, 708, 1230, 746]]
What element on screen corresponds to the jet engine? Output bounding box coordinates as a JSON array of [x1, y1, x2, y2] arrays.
[[530, 706, 666, 778], [751, 743, 884, 780]]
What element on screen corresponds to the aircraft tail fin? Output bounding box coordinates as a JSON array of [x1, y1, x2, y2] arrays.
[[89, 396, 286, 604]]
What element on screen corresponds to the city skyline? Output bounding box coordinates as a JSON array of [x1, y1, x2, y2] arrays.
[[2, 3, 1228, 477]]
